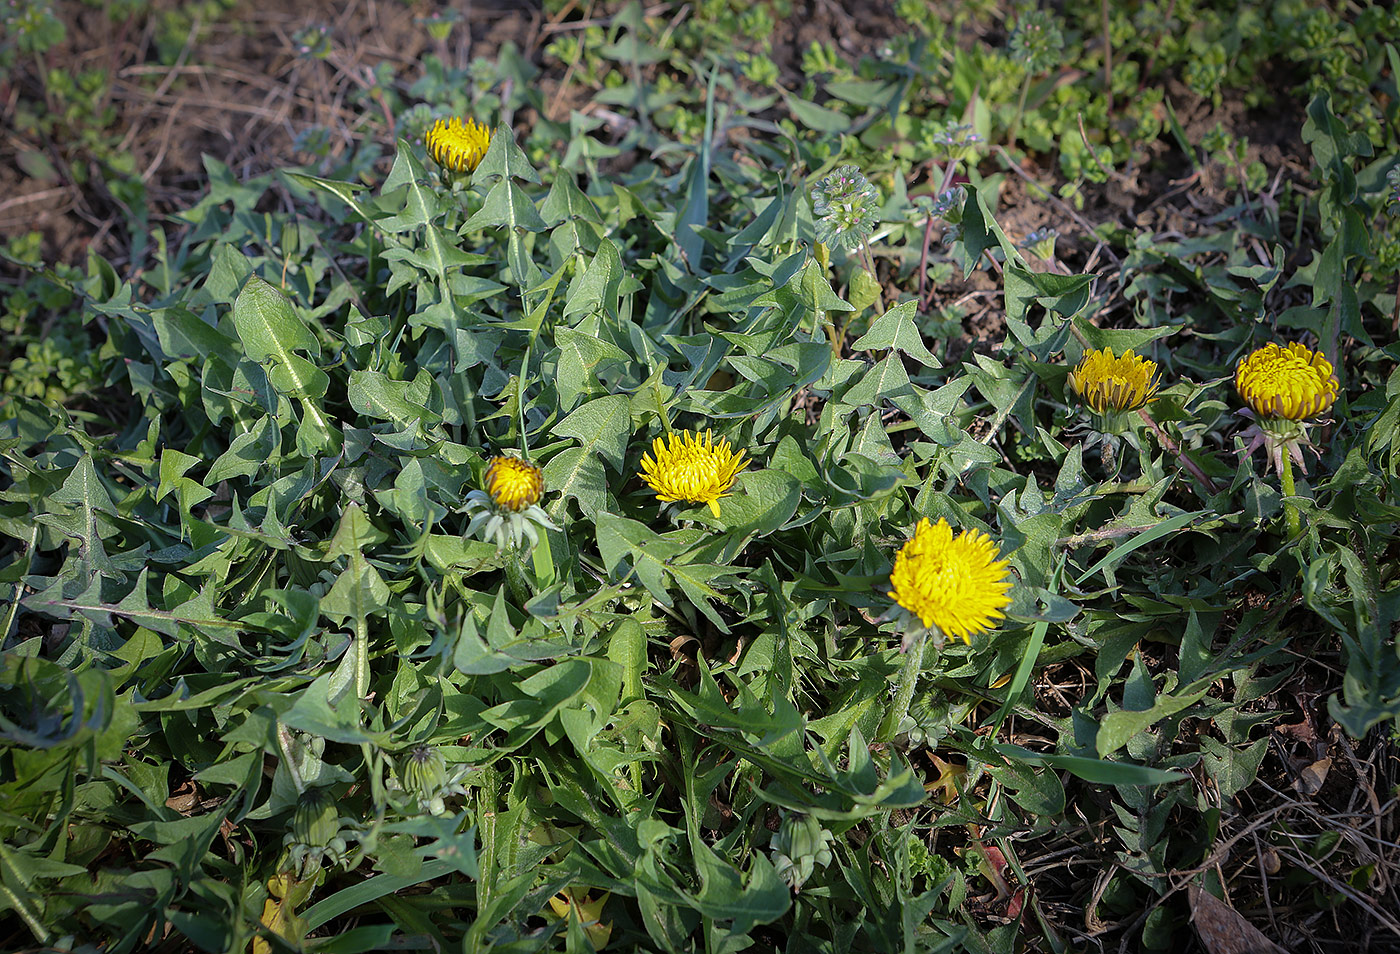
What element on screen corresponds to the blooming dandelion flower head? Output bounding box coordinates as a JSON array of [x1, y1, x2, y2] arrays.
[[485, 456, 544, 512], [425, 117, 491, 174], [462, 456, 555, 552], [1069, 347, 1161, 414], [810, 164, 881, 250], [638, 429, 749, 519], [887, 518, 1013, 644], [1234, 341, 1339, 421]]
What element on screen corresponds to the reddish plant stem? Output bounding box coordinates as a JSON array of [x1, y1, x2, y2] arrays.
[[1137, 407, 1219, 495]]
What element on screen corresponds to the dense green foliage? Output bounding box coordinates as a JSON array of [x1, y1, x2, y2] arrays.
[[2, 1, 1400, 951]]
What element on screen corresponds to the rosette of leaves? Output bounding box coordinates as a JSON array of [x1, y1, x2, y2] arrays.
[[810, 164, 880, 249], [1009, 8, 1064, 74]]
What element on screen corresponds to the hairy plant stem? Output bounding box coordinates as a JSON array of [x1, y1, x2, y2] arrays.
[[1280, 452, 1301, 539], [860, 237, 878, 282], [918, 158, 966, 309], [0, 523, 37, 647], [878, 629, 934, 743], [1136, 407, 1220, 495], [1009, 74, 1032, 147], [504, 560, 532, 606]]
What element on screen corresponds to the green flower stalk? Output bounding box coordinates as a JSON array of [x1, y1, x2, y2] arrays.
[[462, 455, 558, 597], [878, 518, 1013, 742], [1234, 341, 1341, 537]]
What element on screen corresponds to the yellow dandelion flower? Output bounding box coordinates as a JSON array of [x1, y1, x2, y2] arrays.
[[638, 429, 749, 518], [887, 518, 1012, 644], [425, 117, 492, 174], [1068, 347, 1161, 414], [1234, 341, 1339, 421], [485, 456, 544, 512]]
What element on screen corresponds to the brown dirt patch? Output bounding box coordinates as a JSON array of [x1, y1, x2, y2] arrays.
[[0, 0, 542, 269]]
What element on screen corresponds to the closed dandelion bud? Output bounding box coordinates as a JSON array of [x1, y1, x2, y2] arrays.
[[771, 813, 835, 892], [292, 788, 339, 849], [401, 745, 448, 800]]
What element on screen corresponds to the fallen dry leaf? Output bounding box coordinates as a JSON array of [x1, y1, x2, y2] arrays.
[[1293, 757, 1331, 796], [1189, 885, 1286, 954], [1273, 720, 1316, 744]]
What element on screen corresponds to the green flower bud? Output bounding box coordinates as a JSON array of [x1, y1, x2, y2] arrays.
[[771, 813, 835, 892], [292, 788, 339, 849], [401, 745, 448, 800]]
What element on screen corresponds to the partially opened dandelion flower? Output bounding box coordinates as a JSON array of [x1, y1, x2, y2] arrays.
[[1234, 341, 1339, 422], [485, 456, 544, 512], [425, 117, 491, 174], [1069, 347, 1161, 414], [463, 455, 556, 551], [887, 518, 1012, 644], [1233, 342, 1340, 538], [638, 429, 748, 518]]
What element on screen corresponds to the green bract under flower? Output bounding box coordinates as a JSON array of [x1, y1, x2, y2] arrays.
[[463, 455, 557, 550], [485, 456, 544, 512]]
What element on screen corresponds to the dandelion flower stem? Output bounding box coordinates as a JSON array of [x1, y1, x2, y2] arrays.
[[1279, 453, 1301, 539], [878, 629, 932, 744], [532, 531, 556, 588]]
